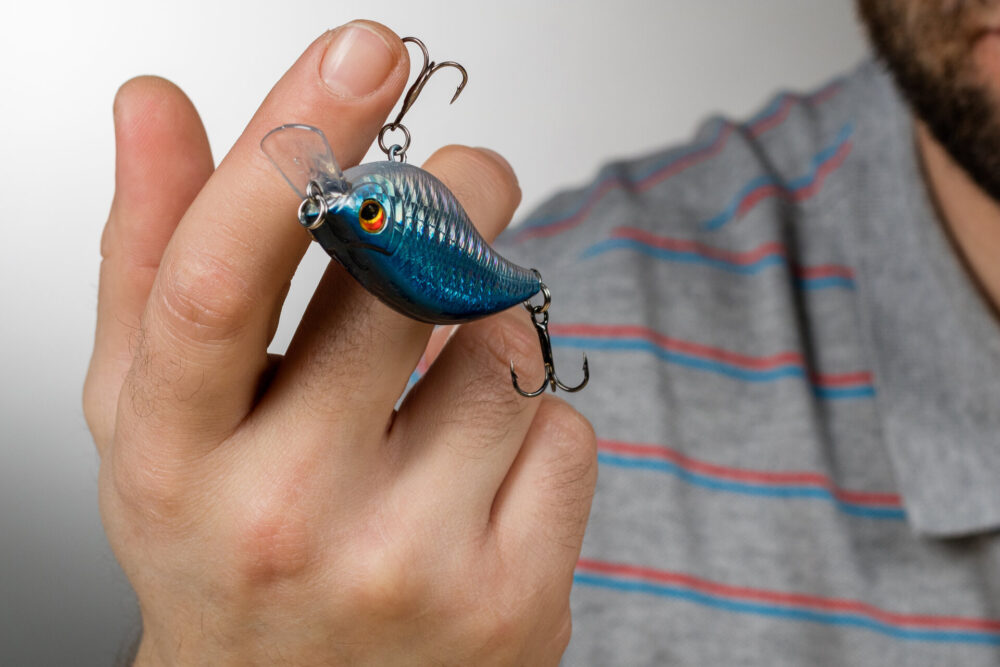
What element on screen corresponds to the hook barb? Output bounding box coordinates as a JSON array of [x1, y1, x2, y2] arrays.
[[379, 36, 469, 160], [434, 61, 468, 105], [509, 278, 590, 398], [393, 36, 468, 125]]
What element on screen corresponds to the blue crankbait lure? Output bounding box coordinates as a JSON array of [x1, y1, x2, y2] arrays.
[[262, 37, 587, 397]]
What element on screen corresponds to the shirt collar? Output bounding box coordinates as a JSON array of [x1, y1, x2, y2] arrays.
[[851, 61, 1000, 537]]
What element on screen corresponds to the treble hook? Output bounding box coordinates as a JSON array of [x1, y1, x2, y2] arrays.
[[378, 36, 469, 161], [510, 276, 590, 398]]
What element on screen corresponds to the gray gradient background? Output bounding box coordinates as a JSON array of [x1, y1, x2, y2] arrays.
[[0, 1, 868, 664]]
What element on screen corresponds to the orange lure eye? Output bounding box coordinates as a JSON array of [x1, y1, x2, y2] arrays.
[[358, 199, 386, 233]]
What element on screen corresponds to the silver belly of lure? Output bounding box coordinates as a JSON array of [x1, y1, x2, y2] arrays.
[[261, 37, 587, 397]]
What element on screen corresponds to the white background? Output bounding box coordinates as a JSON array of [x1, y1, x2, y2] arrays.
[[0, 1, 869, 662]]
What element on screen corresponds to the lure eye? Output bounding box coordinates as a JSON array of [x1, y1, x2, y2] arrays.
[[358, 199, 386, 233]]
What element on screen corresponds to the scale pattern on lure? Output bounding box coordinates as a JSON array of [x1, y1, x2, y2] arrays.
[[260, 36, 587, 396], [316, 159, 541, 323]]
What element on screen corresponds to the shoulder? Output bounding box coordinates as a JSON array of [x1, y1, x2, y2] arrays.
[[488, 60, 903, 440], [497, 60, 893, 269]]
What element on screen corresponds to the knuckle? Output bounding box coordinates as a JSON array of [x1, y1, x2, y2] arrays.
[[458, 560, 535, 653], [345, 542, 427, 620], [474, 147, 522, 211], [430, 144, 521, 215], [477, 312, 540, 384], [99, 226, 164, 275], [156, 253, 254, 345], [235, 491, 315, 585], [465, 605, 524, 655], [82, 370, 109, 447], [99, 216, 115, 260], [553, 610, 573, 655], [297, 286, 388, 413], [109, 447, 191, 527], [121, 324, 189, 420], [452, 314, 538, 422], [536, 396, 597, 462], [534, 398, 598, 543]]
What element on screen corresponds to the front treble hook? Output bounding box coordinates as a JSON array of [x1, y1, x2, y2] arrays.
[[378, 36, 469, 161], [510, 276, 590, 398]]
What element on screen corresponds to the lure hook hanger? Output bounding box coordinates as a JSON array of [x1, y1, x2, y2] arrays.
[[378, 36, 469, 161], [510, 276, 590, 398]]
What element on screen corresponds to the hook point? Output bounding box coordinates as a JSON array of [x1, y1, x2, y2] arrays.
[[510, 277, 589, 397]]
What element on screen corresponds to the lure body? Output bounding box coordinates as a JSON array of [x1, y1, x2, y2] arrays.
[[313, 161, 540, 323], [262, 120, 588, 396]]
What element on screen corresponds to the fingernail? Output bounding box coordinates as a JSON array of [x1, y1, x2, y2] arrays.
[[321, 23, 396, 98]]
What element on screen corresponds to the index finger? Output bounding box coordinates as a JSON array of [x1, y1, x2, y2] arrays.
[[119, 22, 410, 455]]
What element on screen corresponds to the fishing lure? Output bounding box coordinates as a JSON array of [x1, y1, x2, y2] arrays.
[[261, 37, 587, 397]]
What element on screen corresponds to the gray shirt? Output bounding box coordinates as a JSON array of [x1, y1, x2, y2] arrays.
[[496, 60, 1000, 665]]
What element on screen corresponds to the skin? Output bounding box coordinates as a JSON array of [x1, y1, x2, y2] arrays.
[[857, 0, 1000, 311], [86, 5, 1000, 664], [83, 20, 596, 666]]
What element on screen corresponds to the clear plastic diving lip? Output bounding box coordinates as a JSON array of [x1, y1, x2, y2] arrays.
[[261, 124, 349, 200]]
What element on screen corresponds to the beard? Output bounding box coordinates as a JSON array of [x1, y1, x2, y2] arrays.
[[857, 0, 1000, 202]]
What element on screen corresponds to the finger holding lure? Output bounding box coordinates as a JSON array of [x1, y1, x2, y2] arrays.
[[261, 37, 588, 397]]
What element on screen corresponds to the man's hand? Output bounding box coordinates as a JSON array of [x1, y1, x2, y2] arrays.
[[82, 20, 596, 666]]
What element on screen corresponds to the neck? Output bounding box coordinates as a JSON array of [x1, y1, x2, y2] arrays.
[[915, 120, 1000, 316]]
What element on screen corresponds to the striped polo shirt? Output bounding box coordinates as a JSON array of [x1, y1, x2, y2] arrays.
[[494, 60, 1000, 665]]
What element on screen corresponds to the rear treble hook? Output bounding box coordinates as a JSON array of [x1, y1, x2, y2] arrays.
[[378, 36, 469, 161], [510, 275, 590, 398]]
